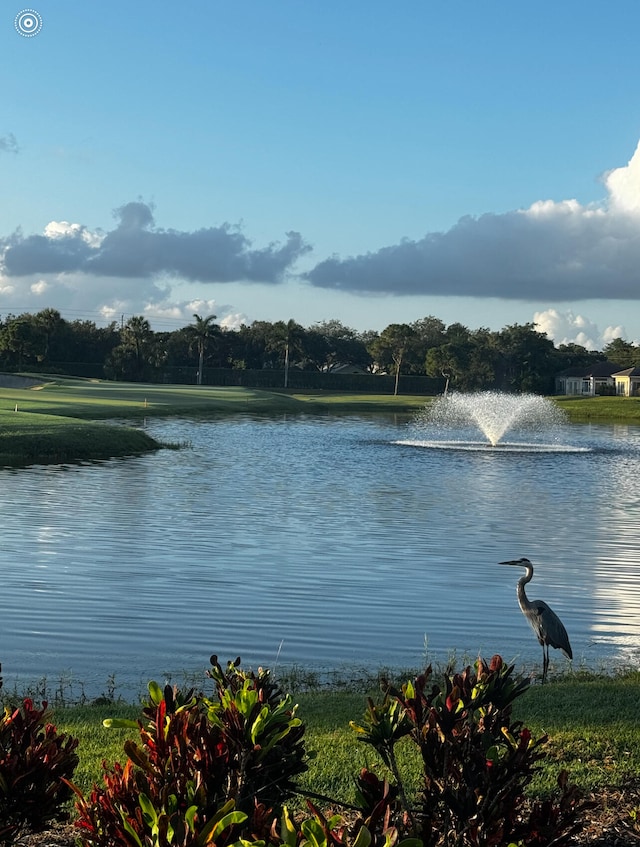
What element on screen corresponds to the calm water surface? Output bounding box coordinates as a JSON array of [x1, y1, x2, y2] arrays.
[[1, 413, 640, 698]]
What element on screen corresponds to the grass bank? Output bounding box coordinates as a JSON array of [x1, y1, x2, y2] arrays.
[[5, 374, 640, 422], [35, 670, 640, 806], [3, 374, 640, 465], [0, 408, 160, 467], [555, 394, 640, 421], [0, 375, 430, 419], [0, 375, 429, 465]]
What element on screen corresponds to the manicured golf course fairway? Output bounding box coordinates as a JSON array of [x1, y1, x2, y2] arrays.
[[2, 372, 640, 466], [0, 374, 429, 465]]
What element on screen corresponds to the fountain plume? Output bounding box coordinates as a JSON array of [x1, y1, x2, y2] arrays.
[[406, 391, 571, 451]]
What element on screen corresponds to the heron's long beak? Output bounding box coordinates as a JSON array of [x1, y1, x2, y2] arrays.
[[499, 560, 521, 566]]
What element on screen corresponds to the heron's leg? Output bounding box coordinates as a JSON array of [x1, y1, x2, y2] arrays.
[[542, 646, 549, 684]]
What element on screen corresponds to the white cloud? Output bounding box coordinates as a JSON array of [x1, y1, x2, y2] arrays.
[[602, 324, 628, 345], [604, 139, 640, 215], [534, 308, 625, 350], [99, 302, 127, 323], [44, 220, 104, 248], [219, 312, 249, 330], [142, 298, 247, 328], [0, 265, 248, 330], [30, 280, 49, 295]]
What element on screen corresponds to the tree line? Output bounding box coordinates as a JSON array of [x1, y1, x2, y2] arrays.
[[0, 308, 637, 393]]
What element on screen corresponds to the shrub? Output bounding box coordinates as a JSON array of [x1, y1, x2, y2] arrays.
[[0, 698, 80, 841], [278, 801, 422, 847], [72, 656, 308, 847], [350, 655, 587, 847]]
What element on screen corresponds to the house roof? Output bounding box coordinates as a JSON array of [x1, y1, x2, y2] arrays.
[[612, 366, 640, 377], [328, 363, 368, 374], [555, 361, 623, 379]]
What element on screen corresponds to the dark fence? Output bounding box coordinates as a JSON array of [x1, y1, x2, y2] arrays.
[[2, 362, 107, 379], [157, 367, 444, 394]]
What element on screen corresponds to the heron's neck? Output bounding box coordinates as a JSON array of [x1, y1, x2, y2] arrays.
[[516, 566, 534, 610]]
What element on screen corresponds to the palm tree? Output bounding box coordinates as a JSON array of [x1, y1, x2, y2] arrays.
[[35, 308, 64, 362], [268, 319, 305, 387], [188, 313, 218, 385], [122, 316, 152, 380]]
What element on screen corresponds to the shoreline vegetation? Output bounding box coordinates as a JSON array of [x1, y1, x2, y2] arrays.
[[17, 664, 640, 800], [2, 372, 640, 466], [3, 664, 640, 847]]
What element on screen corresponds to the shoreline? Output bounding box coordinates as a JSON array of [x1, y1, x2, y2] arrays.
[[2, 374, 640, 466]]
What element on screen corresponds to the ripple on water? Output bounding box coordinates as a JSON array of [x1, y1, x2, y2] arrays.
[[0, 413, 639, 697]]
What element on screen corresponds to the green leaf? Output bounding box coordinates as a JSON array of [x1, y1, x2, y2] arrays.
[[120, 816, 144, 847], [103, 717, 139, 729], [138, 792, 158, 826], [197, 800, 247, 846], [185, 805, 198, 831], [352, 825, 372, 847], [300, 818, 328, 847], [148, 679, 164, 705], [280, 806, 298, 847], [211, 812, 248, 839]]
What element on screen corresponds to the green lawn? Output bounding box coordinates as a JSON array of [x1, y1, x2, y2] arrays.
[[2, 373, 640, 465], [555, 394, 640, 420], [27, 670, 640, 807], [0, 375, 431, 418], [0, 408, 160, 466], [0, 376, 430, 464]]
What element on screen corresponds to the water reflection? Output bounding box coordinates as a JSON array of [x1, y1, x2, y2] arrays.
[[1, 414, 640, 698]]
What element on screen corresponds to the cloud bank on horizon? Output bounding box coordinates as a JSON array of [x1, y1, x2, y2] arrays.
[[305, 140, 640, 302], [1, 140, 640, 345], [1, 201, 309, 284]]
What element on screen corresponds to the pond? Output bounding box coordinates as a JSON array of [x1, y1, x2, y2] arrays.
[[1, 411, 640, 699]]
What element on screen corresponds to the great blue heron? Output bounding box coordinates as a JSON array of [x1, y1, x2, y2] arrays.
[[500, 557, 572, 682]]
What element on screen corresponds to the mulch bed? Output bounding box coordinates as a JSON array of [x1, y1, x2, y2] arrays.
[[9, 784, 640, 846]]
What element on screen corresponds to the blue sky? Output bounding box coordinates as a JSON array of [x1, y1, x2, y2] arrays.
[[2, 1, 640, 349]]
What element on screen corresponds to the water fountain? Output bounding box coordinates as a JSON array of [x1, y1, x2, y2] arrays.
[[398, 391, 586, 453]]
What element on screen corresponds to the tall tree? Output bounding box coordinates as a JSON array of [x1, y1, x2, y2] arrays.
[[187, 313, 218, 385], [34, 308, 65, 362], [308, 320, 372, 371], [0, 314, 44, 368], [368, 323, 417, 395], [268, 319, 306, 387], [64, 319, 120, 365], [493, 323, 557, 393], [602, 337, 639, 368], [105, 316, 152, 381]]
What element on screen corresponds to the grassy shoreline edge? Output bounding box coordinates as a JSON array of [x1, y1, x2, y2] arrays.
[[10, 665, 640, 807], [0, 374, 434, 466], [3, 373, 640, 466]]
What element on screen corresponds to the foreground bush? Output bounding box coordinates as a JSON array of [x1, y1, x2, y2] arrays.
[[350, 655, 588, 847], [72, 656, 308, 846], [0, 697, 79, 842], [45, 653, 592, 847]]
